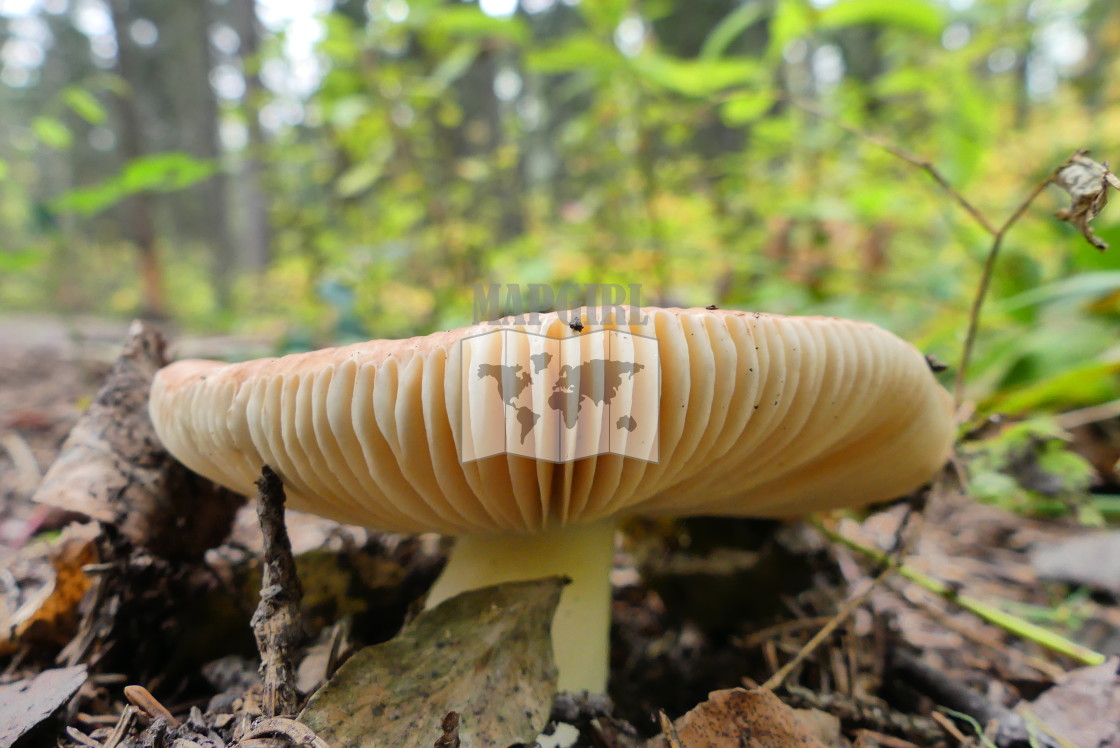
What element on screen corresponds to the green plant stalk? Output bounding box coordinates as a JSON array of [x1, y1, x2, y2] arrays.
[[814, 519, 1107, 667]]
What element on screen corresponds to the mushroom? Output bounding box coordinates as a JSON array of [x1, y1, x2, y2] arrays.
[[149, 307, 954, 693]]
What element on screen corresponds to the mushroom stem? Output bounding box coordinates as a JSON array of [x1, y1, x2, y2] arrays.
[[424, 519, 616, 694]]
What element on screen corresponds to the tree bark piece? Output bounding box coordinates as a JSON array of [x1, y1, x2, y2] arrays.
[[32, 321, 244, 558], [251, 466, 305, 718]]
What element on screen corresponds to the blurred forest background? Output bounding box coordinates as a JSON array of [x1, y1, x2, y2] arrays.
[[2, 0, 1119, 414]]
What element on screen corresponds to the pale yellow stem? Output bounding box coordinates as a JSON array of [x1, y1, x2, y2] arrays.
[[425, 520, 616, 693]]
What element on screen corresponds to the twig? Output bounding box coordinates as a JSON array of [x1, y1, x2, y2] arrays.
[[251, 465, 305, 718], [930, 710, 972, 745], [64, 727, 103, 748], [815, 519, 1106, 666], [792, 101, 1095, 410], [103, 705, 139, 748], [123, 684, 180, 726], [903, 594, 1065, 680], [1056, 397, 1120, 429], [241, 716, 330, 748], [783, 684, 943, 744], [657, 710, 684, 748], [954, 168, 1062, 406], [893, 650, 1015, 729], [791, 99, 997, 236], [852, 730, 924, 748], [760, 565, 895, 691]]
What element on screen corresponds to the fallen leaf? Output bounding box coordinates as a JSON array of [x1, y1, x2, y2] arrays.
[[0, 523, 99, 656], [32, 321, 244, 558], [299, 577, 564, 748], [645, 688, 831, 748], [1032, 532, 1120, 596], [1022, 659, 1120, 748], [0, 665, 87, 746], [1054, 151, 1120, 251]]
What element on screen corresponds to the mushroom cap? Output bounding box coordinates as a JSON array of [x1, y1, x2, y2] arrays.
[[149, 307, 954, 535]]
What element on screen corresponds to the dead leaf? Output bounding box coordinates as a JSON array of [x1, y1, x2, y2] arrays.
[[1032, 532, 1120, 596], [0, 523, 99, 656], [1054, 151, 1120, 251], [32, 321, 244, 558], [645, 688, 831, 748], [0, 665, 87, 746], [1021, 658, 1120, 748], [299, 577, 564, 748]]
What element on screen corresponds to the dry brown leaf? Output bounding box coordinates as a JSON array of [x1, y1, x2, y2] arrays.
[[1022, 658, 1120, 748], [645, 688, 832, 748], [0, 665, 87, 746], [1055, 151, 1120, 251], [299, 577, 563, 748], [0, 522, 99, 656], [32, 321, 243, 558]]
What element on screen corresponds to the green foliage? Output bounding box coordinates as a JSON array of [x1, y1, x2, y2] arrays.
[[2, 0, 1119, 438], [964, 418, 1100, 521], [61, 87, 107, 126], [53, 153, 216, 217], [31, 116, 72, 150], [817, 0, 945, 37]]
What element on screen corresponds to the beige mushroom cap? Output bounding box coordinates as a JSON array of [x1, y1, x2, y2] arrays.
[[149, 307, 954, 535]]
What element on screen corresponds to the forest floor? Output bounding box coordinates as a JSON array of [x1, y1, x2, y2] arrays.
[[1, 321, 1119, 748]]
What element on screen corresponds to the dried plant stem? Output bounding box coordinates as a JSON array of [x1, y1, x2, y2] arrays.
[[760, 564, 895, 691], [251, 465, 305, 717], [792, 100, 1081, 409], [955, 173, 1059, 406], [791, 100, 997, 236], [814, 519, 1107, 666]]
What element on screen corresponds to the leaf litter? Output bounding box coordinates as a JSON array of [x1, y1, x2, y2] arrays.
[[300, 577, 565, 748], [4, 326, 1120, 748]]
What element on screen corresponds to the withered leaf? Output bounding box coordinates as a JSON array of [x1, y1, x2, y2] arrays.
[[1022, 659, 1120, 748], [1055, 151, 1120, 251], [645, 688, 830, 748], [0, 665, 87, 746], [0, 523, 99, 656], [298, 577, 564, 748]]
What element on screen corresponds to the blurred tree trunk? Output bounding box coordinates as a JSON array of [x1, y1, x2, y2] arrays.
[[233, 0, 271, 272], [109, 0, 165, 319], [187, 0, 236, 307]]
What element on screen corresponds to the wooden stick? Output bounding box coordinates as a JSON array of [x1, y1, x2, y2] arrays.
[[251, 465, 304, 717]]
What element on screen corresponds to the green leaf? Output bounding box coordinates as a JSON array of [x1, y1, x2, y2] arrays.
[[31, 117, 72, 150], [721, 90, 775, 125], [335, 161, 383, 198], [423, 6, 529, 44], [526, 34, 618, 75], [118, 152, 215, 193], [768, 0, 812, 56], [818, 0, 945, 36], [0, 159, 8, 180], [53, 152, 216, 216], [701, 2, 767, 60], [426, 41, 480, 92], [632, 53, 757, 97], [62, 87, 107, 125], [0, 247, 46, 272], [985, 360, 1120, 414], [999, 271, 1120, 312]]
